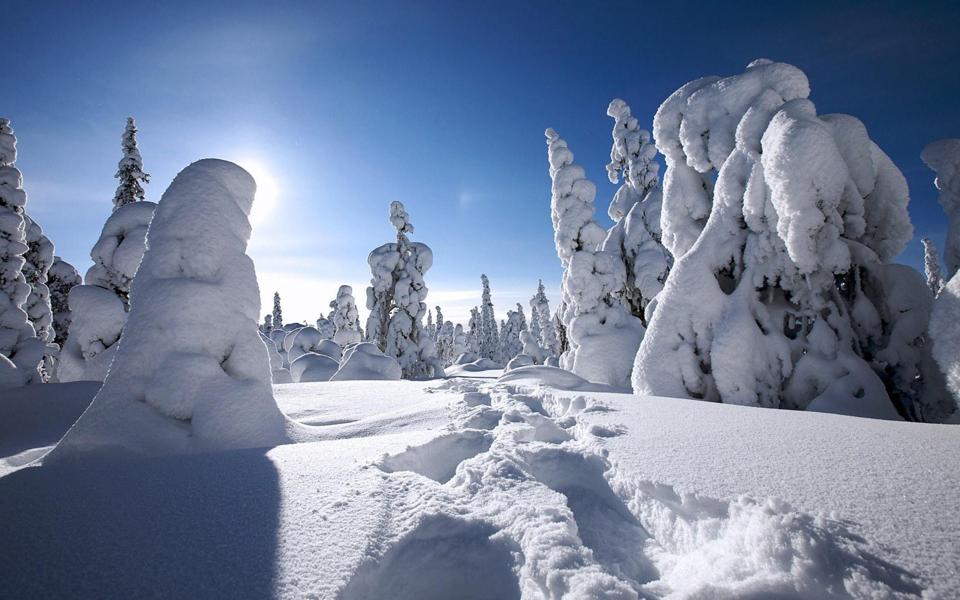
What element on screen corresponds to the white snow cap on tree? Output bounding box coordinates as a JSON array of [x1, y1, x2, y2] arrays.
[[365, 201, 443, 378], [921, 139, 960, 278], [499, 304, 524, 362], [0, 118, 50, 386], [332, 285, 362, 346], [634, 59, 924, 420], [478, 274, 500, 363], [530, 280, 559, 358], [58, 200, 156, 382], [47, 256, 81, 349], [601, 98, 672, 324], [545, 128, 644, 388], [112, 117, 150, 211], [49, 159, 289, 460], [922, 238, 945, 296]]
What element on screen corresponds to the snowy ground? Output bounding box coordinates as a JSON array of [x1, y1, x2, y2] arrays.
[[1, 376, 957, 598]]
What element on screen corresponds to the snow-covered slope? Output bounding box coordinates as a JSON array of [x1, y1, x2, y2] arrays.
[[0, 378, 957, 598]]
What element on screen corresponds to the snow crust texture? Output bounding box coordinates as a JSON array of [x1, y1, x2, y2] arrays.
[[48, 159, 288, 460]]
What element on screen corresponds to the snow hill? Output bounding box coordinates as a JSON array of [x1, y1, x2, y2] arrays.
[[1, 371, 957, 599]]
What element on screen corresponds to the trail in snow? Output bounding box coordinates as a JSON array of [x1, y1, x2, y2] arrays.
[[339, 378, 925, 599]]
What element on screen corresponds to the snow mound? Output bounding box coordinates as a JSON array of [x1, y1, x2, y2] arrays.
[[290, 352, 339, 383], [47, 159, 289, 461], [504, 354, 535, 371], [497, 365, 620, 392], [330, 342, 401, 381], [316, 338, 342, 360]]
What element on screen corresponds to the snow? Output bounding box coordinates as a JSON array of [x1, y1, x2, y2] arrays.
[[48, 159, 291, 460], [1, 376, 956, 598], [290, 351, 339, 383], [330, 341, 402, 381]]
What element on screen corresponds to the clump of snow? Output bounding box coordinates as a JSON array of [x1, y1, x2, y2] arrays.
[[504, 353, 535, 372], [58, 201, 156, 382], [48, 159, 289, 460], [290, 352, 339, 383], [330, 342, 402, 381], [316, 338, 342, 361]]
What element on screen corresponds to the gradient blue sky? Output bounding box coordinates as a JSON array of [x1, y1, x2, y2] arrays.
[[7, 0, 959, 324]]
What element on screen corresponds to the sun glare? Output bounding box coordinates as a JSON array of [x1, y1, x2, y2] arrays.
[[238, 160, 279, 225]]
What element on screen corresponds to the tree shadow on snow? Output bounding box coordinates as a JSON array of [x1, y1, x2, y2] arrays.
[[0, 447, 282, 599]]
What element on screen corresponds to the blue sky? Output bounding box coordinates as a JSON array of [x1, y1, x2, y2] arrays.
[[6, 0, 959, 324]]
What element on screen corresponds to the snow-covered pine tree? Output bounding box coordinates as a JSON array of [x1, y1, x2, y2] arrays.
[[433, 305, 448, 361], [930, 271, 960, 421], [479, 274, 500, 363], [516, 303, 527, 332], [0, 118, 49, 386], [601, 99, 672, 325], [467, 306, 482, 355], [365, 201, 443, 378], [546, 128, 643, 387], [21, 215, 56, 379], [315, 316, 334, 340], [530, 280, 559, 358], [451, 324, 468, 360], [333, 285, 362, 346], [634, 59, 937, 420], [426, 309, 435, 341], [262, 313, 273, 333], [529, 305, 541, 343], [922, 238, 945, 297], [553, 308, 568, 354], [47, 257, 81, 349], [272, 292, 283, 329], [499, 307, 524, 363], [59, 197, 156, 382], [112, 117, 150, 211], [922, 140, 960, 279]]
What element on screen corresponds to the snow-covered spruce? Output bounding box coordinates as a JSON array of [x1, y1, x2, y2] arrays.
[[530, 279, 560, 359], [332, 285, 362, 346], [261, 313, 273, 334], [0, 118, 50, 387], [498, 304, 525, 363], [930, 272, 960, 421], [47, 257, 81, 350], [634, 59, 942, 420], [272, 291, 283, 329], [601, 98, 672, 325], [922, 238, 945, 297], [365, 201, 443, 378], [921, 139, 960, 279], [48, 159, 291, 460], [58, 200, 156, 382], [546, 128, 643, 388], [112, 117, 150, 211], [20, 214, 57, 379], [478, 274, 500, 363]]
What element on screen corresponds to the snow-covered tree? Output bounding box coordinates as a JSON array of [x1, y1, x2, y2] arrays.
[[59, 200, 156, 382], [499, 306, 524, 363], [49, 159, 289, 460], [451, 324, 468, 360], [21, 215, 56, 378], [332, 285, 362, 346], [545, 128, 644, 387], [921, 139, 960, 278], [0, 118, 49, 386], [479, 274, 500, 363], [634, 59, 929, 419], [601, 99, 672, 325], [426, 309, 435, 341], [272, 292, 283, 329], [466, 306, 481, 355], [112, 117, 150, 211], [530, 280, 559, 358], [262, 313, 273, 333], [437, 320, 455, 366], [930, 272, 960, 421], [315, 316, 334, 340], [922, 238, 945, 297], [365, 201, 443, 378], [47, 257, 81, 349]]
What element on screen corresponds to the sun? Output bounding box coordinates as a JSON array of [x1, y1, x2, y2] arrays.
[[238, 160, 279, 225]]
